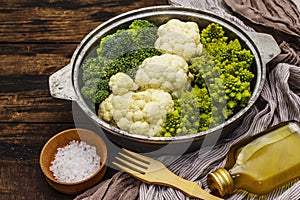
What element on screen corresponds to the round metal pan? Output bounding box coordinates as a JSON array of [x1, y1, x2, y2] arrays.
[[49, 6, 280, 154]]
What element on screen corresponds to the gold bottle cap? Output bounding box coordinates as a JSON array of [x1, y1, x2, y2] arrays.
[[207, 168, 235, 197]]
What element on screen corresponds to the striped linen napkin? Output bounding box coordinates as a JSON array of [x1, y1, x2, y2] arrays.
[[75, 0, 300, 199], [139, 0, 300, 199]]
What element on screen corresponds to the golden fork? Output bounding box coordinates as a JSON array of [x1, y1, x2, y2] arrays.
[[113, 148, 223, 200]]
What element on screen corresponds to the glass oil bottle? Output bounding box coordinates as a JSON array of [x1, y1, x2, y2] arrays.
[[208, 121, 300, 197]]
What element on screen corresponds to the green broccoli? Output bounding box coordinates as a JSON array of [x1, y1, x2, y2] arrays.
[[93, 78, 110, 104], [81, 47, 161, 104], [97, 30, 135, 60], [81, 19, 160, 105], [101, 47, 161, 79], [81, 74, 110, 104], [97, 19, 158, 60], [81, 57, 105, 82], [129, 19, 158, 49]]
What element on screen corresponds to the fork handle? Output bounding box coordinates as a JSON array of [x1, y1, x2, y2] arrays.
[[163, 170, 223, 200]]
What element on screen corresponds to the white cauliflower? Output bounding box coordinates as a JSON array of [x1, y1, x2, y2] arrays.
[[99, 89, 174, 137], [135, 53, 191, 97], [109, 72, 138, 95], [98, 94, 114, 122], [154, 19, 203, 61], [98, 73, 174, 137]]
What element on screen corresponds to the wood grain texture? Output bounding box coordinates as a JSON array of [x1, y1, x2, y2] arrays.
[[0, 43, 76, 123], [0, 0, 169, 199], [0, 123, 76, 199], [0, 0, 168, 43]]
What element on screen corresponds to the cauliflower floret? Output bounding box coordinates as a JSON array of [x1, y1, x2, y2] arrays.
[[98, 94, 114, 122], [154, 19, 203, 61], [109, 72, 138, 95], [135, 53, 191, 97], [99, 88, 174, 137], [117, 89, 173, 136]]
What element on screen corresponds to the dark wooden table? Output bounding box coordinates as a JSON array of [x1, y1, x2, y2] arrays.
[[0, 0, 168, 199]]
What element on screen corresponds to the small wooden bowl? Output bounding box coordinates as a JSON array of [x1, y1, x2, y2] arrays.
[[39, 128, 107, 194]]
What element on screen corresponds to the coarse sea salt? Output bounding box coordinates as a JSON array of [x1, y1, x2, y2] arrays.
[[50, 140, 100, 183]]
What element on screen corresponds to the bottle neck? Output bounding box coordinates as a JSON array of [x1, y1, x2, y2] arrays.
[[207, 168, 235, 197]]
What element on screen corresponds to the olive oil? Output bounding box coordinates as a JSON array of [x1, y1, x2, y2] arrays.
[[208, 121, 300, 197]]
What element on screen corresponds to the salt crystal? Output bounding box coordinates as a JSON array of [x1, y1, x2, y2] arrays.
[[50, 140, 101, 183]]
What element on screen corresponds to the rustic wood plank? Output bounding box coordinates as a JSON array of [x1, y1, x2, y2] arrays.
[[0, 159, 75, 199], [0, 123, 77, 199], [0, 122, 115, 199], [0, 0, 168, 43], [0, 123, 78, 160], [0, 43, 75, 123], [0, 88, 74, 123], [0, 43, 77, 76]]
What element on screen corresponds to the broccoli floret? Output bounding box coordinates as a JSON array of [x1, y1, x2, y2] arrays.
[[97, 19, 158, 60], [97, 30, 135, 60], [101, 47, 161, 79], [81, 47, 161, 104], [81, 76, 110, 104], [81, 19, 160, 105], [81, 78, 99, 101], [94, 90, 110, 104], [129, 19, 156, 29], [93, 78, 110, 103], [81, 57, 106, 103], [128, 19, 158, 49], [81, 57, 105, 82]]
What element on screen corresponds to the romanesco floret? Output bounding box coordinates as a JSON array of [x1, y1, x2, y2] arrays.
[[154, 19, 203, 61], [160, 86, 217, 136], [135, 53, 191, 97], [189, 23, 254, 119], [200, 23, 228, 45]]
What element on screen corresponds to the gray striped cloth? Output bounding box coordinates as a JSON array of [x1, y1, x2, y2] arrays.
[[139, 0, 300, 199]]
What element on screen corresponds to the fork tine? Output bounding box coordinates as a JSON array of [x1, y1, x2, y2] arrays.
[[112, 161, 143, 176], [122, 148, 153, 163], [118, 152, 148, 168], [115, 155, 146, 173]]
